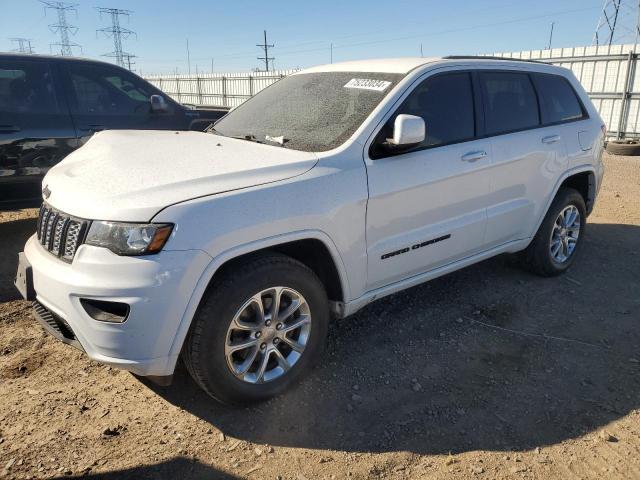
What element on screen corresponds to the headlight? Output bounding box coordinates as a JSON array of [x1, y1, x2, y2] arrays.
[[86, 221, 173, 256]]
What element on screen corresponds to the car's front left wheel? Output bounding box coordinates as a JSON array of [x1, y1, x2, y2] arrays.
[[182, 253, 329, 405]]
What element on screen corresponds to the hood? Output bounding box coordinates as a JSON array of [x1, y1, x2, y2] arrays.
[[44, 130, 318, 221]]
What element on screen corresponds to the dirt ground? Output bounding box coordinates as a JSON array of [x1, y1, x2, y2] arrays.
[[0, 153, 638, 480]]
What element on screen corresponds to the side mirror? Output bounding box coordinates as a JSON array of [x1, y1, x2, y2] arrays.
[[150, 94, 168, 113], [388, 114, 425, 146]]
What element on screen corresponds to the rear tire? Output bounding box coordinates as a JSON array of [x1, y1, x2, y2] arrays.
[[182, 252, 329, 405], [520, 188, 586, 277]]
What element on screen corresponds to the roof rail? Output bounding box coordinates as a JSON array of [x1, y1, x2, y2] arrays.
[[443, 55, 546, 64]]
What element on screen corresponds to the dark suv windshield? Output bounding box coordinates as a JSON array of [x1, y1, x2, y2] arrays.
[[213, 72, 404, 152]]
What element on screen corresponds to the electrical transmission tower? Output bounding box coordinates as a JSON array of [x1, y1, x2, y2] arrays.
[[257, 30, 275, 71], [97, 8, 137, 70], [593, 0, 640, 46], [10, 38, 35, 54], [41, 1, 81, 56]]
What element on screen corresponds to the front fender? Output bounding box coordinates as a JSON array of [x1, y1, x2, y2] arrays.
[[162, 229, 350, 373]]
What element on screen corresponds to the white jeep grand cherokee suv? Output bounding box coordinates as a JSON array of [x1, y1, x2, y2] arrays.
[[16, 56, 605, 404]]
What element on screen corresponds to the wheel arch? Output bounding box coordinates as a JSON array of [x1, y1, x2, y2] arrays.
[[531, 166, 597, 241], [164, 230, 350, 372], [559, 170, 597, 216]]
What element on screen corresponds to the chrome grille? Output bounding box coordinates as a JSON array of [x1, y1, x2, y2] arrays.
[[37, 204, 88, 262], [51, 216, 68, 256], [63, 221, 83, 261]]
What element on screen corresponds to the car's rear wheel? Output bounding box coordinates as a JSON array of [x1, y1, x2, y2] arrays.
[[520, 188, 586, 277], [182, 253, 329, 405]]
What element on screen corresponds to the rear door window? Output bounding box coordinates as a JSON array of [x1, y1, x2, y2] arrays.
[[0, 60, 58, 114], [532, 73, 585, 125], [65, 63, 152, 116], [479, 72, 539, 136]]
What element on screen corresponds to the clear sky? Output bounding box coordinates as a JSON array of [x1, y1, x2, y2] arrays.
[[0, 0, 629, 75]]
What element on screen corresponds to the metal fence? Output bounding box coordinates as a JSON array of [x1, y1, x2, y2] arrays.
[[144, 44, 640, 138], [489, 43, 640, 139], [143, 70, 298, 109]]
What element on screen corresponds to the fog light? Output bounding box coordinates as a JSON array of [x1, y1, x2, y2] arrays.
[[80, 299, 130, 323]]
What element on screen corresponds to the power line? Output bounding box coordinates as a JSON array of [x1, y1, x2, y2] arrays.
[[257, 30, 275, 71], [97, 7, 137, 70], [41, 1, 81, 56], [143, 4, 601, 66], [594, 0, 622, 45], [10, 38, 35, 54], [593, 0, 640, 45]]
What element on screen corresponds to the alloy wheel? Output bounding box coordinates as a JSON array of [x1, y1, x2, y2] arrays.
[[549, 205, 581, 263], [224, 287, 311, 384]]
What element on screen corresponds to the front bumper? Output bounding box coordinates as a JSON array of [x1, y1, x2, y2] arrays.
[[23, 235, 211, 376]]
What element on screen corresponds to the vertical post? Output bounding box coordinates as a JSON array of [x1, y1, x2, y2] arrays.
[[186, 38, 191, 76], [221, 75, 227, 108], [196, 76, 203, 106], [248, 74, 253, 98], [548, 22, 555, 50], [617, 50, 635, 139], [176, 72, 181, 104], [264, 30, 269, 71]]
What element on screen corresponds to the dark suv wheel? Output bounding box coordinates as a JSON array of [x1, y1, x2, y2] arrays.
[[182, 252, 329, 405], [520, 188, 587, 277]]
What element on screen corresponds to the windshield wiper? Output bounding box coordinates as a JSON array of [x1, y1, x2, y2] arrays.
[[204, 124, 221, 135], [212, 132, 290, 147], [228, 134, 263, 143]]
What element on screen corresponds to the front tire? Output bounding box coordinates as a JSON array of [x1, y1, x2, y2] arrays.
[[182, 253, 329, 405], [520, 188, 586, 277]]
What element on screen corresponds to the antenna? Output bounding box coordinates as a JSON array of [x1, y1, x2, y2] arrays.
[[97, 7, 137, 70], [41, 1, 81, 56], [593, 0, 640, 45], [10, 38, 35, 54], [257, 30, 275, 71]]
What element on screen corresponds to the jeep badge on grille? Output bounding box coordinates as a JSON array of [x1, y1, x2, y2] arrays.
[[42, 185, 51, 199]]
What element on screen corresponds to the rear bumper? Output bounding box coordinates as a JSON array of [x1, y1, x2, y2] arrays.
[[23, 235, 212, 376]]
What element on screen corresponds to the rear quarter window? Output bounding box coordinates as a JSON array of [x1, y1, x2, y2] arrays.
[[0, 60, 58, 115], [532, 73, 586, 125]]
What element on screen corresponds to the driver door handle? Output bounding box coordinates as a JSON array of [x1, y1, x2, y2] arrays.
[[542, 134, 561, 144], [461, 150, 487, 162]]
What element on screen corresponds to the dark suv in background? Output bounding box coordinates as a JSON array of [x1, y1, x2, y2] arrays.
[[0, 53, 227, 206]]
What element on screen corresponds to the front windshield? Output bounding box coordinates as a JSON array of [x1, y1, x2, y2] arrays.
[[213, 71, 405, 152]]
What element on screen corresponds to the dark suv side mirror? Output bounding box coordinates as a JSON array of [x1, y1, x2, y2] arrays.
[[150, 94, 168, 113]]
